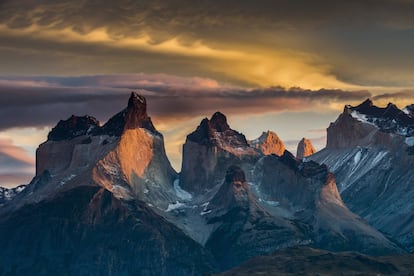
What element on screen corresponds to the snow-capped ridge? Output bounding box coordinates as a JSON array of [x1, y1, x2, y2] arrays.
[[346, 99, 414, 137]]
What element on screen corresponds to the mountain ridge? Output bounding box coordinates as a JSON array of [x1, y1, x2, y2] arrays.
[[0, 94, 411, 275]]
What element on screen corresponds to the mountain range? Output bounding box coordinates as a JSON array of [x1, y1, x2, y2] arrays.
[[1, 93, 413, 275]]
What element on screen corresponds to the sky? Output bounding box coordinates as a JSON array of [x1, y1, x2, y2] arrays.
[[1, 0, 414, 187]]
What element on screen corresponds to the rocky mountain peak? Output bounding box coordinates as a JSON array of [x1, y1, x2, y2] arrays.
[[348, 99, 414, 129], [46, 92, 160, 141], [100, 92, 159, 136], [208, 165, 251, 213], [181, 112, 259, 194], [225, 165, 248, 190], [296, 138, 316, 159], [186, 112, 249, 149], [327, 99, 414, 148], [47, 115, 100, 141], [127, 91, 147, 111], [209, 112, 230, 132], [249, 130, 285, 156], [352, 98, 374, 111]]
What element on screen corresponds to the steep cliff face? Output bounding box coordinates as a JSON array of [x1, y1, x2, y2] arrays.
[[296, 138, 316, 159], [312, 99, 414, 252], [249, 131, 285, 156], [180, 112, 259, 194], [13, 92, 177, 212], [326, 99, 405, 149], [252, 152, 401, 255]]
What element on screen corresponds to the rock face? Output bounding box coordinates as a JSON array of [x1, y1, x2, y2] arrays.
[[100, 92, 159, 136], [31, 92, 177, 210], [326, 99, 406, 149], [48, 115, 100, 141], [251, 152, 400, 255], [249, 131, 285, 156], [311, 99, 414, 252], [296, 137, 316, 159], [204, 166, 307, 269], [180, 112, 259, 194]]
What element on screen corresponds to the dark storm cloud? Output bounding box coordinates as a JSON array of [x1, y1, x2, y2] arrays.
[[0, 75, 371, 131], [2, 0, 414, 88], [2, 0, 414, 32]]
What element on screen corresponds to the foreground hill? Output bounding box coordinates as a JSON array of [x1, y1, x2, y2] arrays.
[[219, 247, 414, 276]]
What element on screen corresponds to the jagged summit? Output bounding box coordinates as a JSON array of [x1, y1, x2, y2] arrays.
[[209, 111, 230, 132], [181, 111, 258, 193], [46, 92, 160, 141], [327, 99, 414, 149], [249, 130, 285, 156], [187, 111, 249, 149], [346, 99, 414, 136], [296, 137, 316, 159], [48, 115, 100, 141], [101, 92, 159, 136], [403, 104, 414, 116], [127, 91, 147, 111], [349, 98, 374, 113]]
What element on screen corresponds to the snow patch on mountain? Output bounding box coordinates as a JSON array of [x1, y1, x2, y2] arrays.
[[173, 179, 192, 200], [350, 110, 369, 122], [258, 198, 280, 206], [353, 150, 362, 165], [59, 174, 76, 186], [405, 137, 414, 146], [166, 201, 187, 212], [0, 185, 27, 203], [200, 209, 212, 216]]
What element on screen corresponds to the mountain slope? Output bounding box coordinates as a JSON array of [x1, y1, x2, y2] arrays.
[[251, 152, 401, 255], [311, 99, 414, 251], [0, 186, 217, 275], [204, 165, 308, 269]]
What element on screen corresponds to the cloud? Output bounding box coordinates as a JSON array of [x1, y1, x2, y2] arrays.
[[372, 91, 414, 101], [0, 138, 34, 187], [0, 174, 33, 188], [5, 1, 414, 89], [0, 74, 372, 131]]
